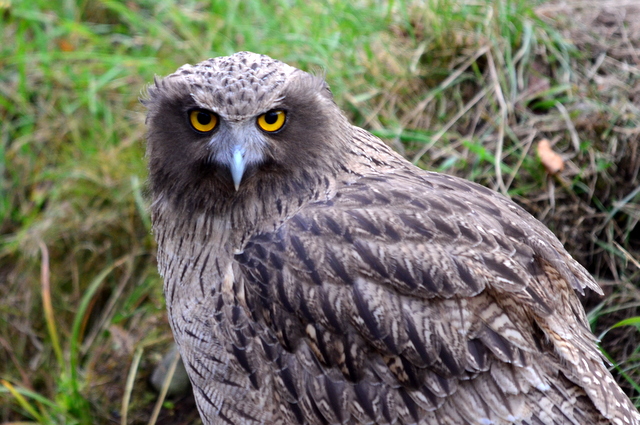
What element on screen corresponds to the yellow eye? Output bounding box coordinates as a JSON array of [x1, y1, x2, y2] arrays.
[[257, 110, 286, 132], [189, 110, 217, 133]]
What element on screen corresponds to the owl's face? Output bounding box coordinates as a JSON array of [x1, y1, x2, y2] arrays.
[[144, 52, 348, 204]]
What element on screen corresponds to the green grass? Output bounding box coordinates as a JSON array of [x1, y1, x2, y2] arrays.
[[2, 0, 639, 423]]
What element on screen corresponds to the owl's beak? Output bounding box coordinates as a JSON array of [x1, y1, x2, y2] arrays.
[[230, 147, 246, 191]]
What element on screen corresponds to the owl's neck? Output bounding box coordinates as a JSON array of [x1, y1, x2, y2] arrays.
[[152, 162, 343, 256], [150, 165, 341, 317]]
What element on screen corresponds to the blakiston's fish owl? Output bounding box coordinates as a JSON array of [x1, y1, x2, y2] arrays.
[[144, 52, 639, 425]]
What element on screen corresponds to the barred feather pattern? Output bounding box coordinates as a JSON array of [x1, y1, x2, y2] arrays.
[[145, 52, 640, 425]]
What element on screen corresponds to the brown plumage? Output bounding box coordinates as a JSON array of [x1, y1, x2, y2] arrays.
[[144, 51, 639, 425]]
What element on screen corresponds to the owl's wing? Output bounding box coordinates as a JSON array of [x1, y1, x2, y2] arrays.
[[234, 170, 635, 425]]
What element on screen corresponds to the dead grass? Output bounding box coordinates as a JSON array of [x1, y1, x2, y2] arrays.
[[545, 0, 640, 399]]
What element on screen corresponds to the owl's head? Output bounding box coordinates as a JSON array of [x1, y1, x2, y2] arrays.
[[143, 52, 351, 209]]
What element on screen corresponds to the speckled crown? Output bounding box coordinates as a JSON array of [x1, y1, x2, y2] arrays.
[[166, 52, 298, 120]]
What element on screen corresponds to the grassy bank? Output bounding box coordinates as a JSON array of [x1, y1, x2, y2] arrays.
[[1, 0, 639, 423]]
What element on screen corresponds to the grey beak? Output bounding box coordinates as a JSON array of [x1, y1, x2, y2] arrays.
[[230, 148, 246, 191]]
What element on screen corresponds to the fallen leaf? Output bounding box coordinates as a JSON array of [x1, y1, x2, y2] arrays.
[[537, 139, 564, 174], [58, 39, 74, 52]]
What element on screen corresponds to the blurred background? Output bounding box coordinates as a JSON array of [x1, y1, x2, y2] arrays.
[[1, 0, 639, 423]]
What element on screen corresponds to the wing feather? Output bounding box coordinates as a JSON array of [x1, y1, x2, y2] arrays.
[[234, 169, 629, 424]]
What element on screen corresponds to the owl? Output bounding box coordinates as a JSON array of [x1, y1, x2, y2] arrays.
[[143, 51, 639, 424]]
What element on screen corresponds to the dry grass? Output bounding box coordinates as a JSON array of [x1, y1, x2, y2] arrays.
[[545, 0, 640, 398]]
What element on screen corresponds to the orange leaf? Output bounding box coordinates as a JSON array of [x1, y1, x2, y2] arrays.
[[537, 139, 564, 174], [58, 39, 74, 52]]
